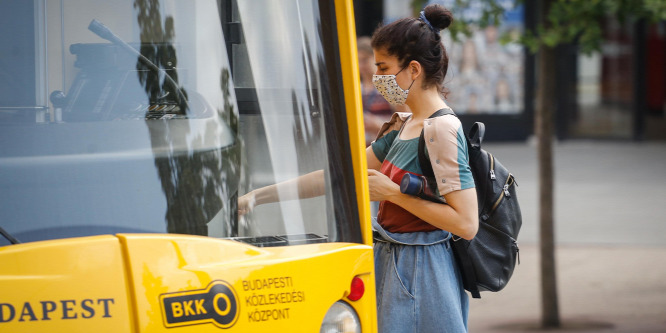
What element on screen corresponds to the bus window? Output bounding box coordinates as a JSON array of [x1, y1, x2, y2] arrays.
[[227, 0, 363, 246], [0, 0, 240, 244]]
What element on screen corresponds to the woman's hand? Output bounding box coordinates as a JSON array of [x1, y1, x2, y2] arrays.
[[238, 191, 256, 216], [367, 169, 400, 202]]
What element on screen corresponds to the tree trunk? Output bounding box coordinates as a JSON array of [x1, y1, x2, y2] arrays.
[[537, 0, 560, 328]]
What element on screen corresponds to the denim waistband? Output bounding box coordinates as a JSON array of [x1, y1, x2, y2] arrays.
[[372, 218, 451, 246]]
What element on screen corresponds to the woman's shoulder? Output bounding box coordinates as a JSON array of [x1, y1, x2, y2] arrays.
[[426, 111, 462, 132], [423, 114, 466, 151]]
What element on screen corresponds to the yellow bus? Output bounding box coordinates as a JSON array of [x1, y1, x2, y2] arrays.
[[0, 0, 375, 332]]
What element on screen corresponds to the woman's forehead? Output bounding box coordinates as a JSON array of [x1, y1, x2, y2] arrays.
[[372, 48, 397, 65]]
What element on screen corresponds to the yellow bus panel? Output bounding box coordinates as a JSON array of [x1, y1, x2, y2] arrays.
[[119, 233, 375, 332], [0, 236, 132, 332], [1, 234, 376, 332]]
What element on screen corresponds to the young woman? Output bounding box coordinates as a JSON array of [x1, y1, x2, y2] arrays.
[[366, 4, 478, 332]]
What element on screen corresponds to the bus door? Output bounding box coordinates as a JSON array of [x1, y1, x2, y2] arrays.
[[218, 0, 377, 331]]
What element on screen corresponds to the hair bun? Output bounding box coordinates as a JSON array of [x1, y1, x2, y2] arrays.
[[423, 4, 453, 31]]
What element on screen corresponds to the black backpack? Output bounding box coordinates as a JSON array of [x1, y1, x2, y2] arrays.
[[418, 109, 522, 299]]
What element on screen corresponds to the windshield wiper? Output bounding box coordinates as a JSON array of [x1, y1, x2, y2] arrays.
[[0, 226, 20, 245]]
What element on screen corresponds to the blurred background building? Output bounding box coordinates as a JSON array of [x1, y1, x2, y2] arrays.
[[353, 0, 666, 142]]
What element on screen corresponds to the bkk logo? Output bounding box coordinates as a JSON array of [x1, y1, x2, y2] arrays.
[[160, 280, 239, 329]]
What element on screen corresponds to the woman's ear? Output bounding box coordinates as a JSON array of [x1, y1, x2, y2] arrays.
[[409, 60, 422, 80]]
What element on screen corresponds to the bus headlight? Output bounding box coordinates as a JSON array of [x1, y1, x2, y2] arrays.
[[320, 301, 361, 333]]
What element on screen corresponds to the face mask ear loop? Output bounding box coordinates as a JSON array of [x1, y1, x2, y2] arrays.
[[398, 63, 416, 91], [406, 79, 415, 91]]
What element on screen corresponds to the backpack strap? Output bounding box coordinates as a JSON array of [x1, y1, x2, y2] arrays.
[[467, 122, 485, 149]]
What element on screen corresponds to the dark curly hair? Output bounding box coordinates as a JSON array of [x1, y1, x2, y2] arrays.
[[371, 4, 453, 96]]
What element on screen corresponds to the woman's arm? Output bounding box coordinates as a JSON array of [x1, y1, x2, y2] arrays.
[[238, 170, 325, 215], [367, 145, 383, 171], [367, 169, 478, 239], [239, 144, 382, 215]]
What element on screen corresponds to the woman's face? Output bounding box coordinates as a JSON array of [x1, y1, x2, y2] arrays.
[[373, 48, 412, 90]]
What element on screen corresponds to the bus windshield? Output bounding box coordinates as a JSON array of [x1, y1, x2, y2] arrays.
[[0, 0, 361, 247]]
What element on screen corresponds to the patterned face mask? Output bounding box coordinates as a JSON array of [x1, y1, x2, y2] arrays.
[[372, 66, 415, 106]]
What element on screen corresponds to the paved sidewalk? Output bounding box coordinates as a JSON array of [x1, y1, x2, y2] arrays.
[[466, 141, 666, 332], [468, 245, 666, 332]]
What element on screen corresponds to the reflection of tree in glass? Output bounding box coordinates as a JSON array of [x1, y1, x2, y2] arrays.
[[134, 0, 187, 112], [135, 0, 239, 236]]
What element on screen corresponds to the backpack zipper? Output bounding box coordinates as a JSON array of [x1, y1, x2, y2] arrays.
[[515, 241, 520, 264], [482, 174, 515, 221], [489, 153, 496, 180]]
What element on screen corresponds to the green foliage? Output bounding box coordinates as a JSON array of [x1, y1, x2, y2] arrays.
[[411, 0, 430, 16], [410, 0, 511, 40], [413, 0, 666, 54]]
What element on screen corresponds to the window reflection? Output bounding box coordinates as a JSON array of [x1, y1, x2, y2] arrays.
[[0, 0, 239, 243], [438, 0, 525, 115], [233, 0, 336, 241], [571, 17, 634, 139]]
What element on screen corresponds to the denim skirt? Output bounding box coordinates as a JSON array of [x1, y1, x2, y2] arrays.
[[372, 219, 469, 333]]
